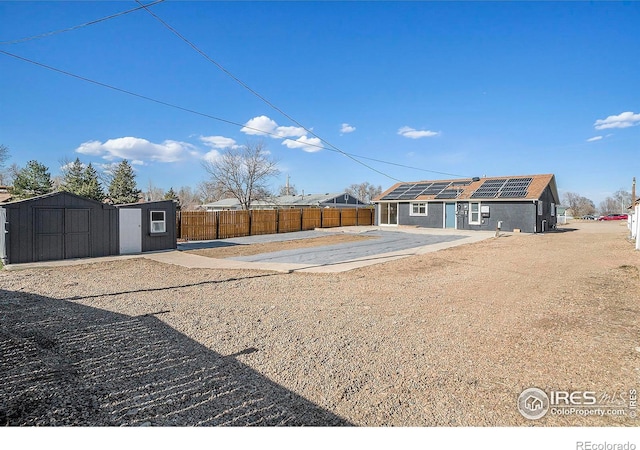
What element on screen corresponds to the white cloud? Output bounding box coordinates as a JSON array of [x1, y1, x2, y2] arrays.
[[202, 149, 221, 163], [76, 137, 195, 163], [586, 136, 603, 142], [241, 115, 306, 139], [340, 123, 356, 134], [594, 111, 640, 130], [59, 160, 87, 172], [282, 136, 323, 153], [75, 140, 103, 156], [397, 126, 440, 139], [200, 135, 238, 149], [95, 162, 120, 176]]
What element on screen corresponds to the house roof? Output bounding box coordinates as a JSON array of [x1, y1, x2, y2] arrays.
[[258, 193, 365, 207], [374, 174, 558, 203], [203, 193, 365, 209], [201, 198, 242, 208]]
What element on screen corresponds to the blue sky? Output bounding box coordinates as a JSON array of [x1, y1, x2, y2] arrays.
[[1, 1, 638, 204]]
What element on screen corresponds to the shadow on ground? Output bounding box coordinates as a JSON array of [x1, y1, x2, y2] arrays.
[[178, 241, 244, 250], [0, 289, 351, 426], [546, 227, 579, 233]]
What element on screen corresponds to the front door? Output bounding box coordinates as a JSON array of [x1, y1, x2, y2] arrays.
[[379, 202, 398, 225], [445, 203, 456, 228], [119, 208, 142, 254]]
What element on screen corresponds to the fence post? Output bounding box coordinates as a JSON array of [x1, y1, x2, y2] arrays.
[[176, 210, 181, 239], [215, 211, 220, 240]]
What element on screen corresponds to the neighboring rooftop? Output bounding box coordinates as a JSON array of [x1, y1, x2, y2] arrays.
[[202, 193, 368, 210]]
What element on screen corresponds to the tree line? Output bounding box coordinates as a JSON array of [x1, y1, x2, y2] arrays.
[[562, 189, 633, 217], [0, 142, 382, 209]]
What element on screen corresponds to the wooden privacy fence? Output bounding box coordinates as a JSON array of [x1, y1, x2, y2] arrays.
[[177, 207, 375, 241]]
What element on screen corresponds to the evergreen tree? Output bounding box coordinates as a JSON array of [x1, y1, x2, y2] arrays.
[[11, 160, 54, 199], [108, 160, 140, 204], [164, 186, 181, 210], [60, 158, 86, 195], [60, 158, 105, 202], [81, 163, 105, 202]]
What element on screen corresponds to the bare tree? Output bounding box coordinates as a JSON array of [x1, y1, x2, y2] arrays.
[[177, 185, 203, 210], [202, 141, 279, 210], [0, 145, 10, 185], [196, 180, 226, 204], [345, 181, 382, 204], [145, 180, 165, 202], [277, 183, 298, 196], [598, 189, 631, 215], [562, 192, 595, 217], [4, 163, 21, 186]]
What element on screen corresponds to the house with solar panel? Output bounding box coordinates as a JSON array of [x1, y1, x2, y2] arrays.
[[373, 174, 559, 233]]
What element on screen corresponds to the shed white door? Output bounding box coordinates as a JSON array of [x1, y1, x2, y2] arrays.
[[119, 208, 142, 254]]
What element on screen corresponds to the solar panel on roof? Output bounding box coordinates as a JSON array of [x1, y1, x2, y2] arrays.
[[380, 184, 413, 200], [471, 191, 500, 198], [481, 179, 507, 186], [422, 183, 451, 195], [470, 179, 507, 198], [435, 190, 459, 199], [498, 189, 528, 198]]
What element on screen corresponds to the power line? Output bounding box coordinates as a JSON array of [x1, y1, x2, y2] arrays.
[[135, 1, 405, 183], [1, 0, 468, 181], [0, 0, 165, 46], [0, 49, 467, 180]]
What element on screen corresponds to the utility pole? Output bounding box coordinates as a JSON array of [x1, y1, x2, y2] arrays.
[[286, 174, 291, 196]]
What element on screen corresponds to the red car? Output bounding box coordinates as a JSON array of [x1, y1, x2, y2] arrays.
[[598, 214, 628, 221]]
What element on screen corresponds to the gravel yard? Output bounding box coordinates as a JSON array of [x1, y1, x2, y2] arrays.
[[1, 221, 638, 426]]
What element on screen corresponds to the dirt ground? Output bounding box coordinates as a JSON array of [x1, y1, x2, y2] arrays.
[[1, 220, 638, 426]]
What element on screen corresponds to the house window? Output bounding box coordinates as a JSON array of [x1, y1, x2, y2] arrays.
[[410, 202, 427, 216], [469, 202, 481, 224], [538, 201, 544, 216], [150, 210, 166, 233], [550, 203, 556, 217]]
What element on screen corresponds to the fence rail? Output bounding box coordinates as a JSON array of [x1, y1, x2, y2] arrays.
[[177, 207, 375, 241]]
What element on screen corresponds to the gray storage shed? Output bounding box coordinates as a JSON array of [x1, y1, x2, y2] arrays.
[[0, 192, 118, 264]]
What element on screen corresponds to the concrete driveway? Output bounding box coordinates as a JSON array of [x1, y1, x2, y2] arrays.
[[165, 226, 495, 273]]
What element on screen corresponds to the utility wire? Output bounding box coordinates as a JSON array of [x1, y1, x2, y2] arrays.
[[0, 0, 467, 180], [0, 0, 165, 45], [135, 1, 406, 183], [0, 49, 466, 179]]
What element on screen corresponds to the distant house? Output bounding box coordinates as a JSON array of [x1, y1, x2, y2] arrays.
[[0, 186, 13, 204], [373, 174, 559, 233], [202, 193, 368, 211]]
